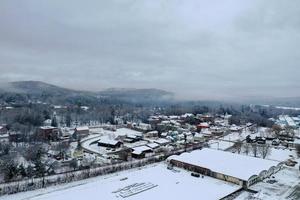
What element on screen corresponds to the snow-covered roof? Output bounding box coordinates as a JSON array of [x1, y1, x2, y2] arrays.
[[146, 143, 159, 149], [132, 145, 152, 155], [76, 126, 89, 131], [40, 126, 56, 130], [161, 132, 168, 137], [198, 122, 209, 127], [114, 128, 142, 137], [201, 128, 212, 135], [168, 148, 279, 181], [154, 138, 170, 145], [98, 138, 121, 146], [181, 113, 194, 118], [44, 119, 52, 123], [145, 131, 158, 135]]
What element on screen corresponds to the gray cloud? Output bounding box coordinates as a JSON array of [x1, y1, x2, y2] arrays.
[[0, 0, 299, 100]]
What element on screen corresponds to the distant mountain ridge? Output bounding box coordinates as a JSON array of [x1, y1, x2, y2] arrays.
[[0, 81, 299, 107], [0, 81, 174, 104], [9, 81, 76, 95]]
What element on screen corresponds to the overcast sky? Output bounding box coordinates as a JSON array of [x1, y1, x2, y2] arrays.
[[0, 0, 299, 100]]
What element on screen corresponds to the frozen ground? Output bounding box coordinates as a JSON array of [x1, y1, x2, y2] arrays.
[[266, 148, 297, 162], [235, 167, 300, 200], [232, 146, 298, 163], [0, 164, 240, 200], [209, 140, 235, 150]]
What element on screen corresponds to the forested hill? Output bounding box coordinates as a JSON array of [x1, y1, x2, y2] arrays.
[[0, 81, 174, 105]]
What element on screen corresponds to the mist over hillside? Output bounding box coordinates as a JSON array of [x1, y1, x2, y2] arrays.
[[0, 81, 299, 107], [0, 81, 174, 105]]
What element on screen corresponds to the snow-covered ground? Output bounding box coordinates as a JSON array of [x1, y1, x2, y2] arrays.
[[235, 167, 300, 200], [232, 146, 298, 163], [209, 140, 235, 150], [220, 127, 268, 142], [266, 148, 297, 162], [0, 164, 240, 200]]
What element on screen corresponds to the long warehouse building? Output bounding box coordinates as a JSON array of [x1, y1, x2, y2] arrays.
[[167, 148, 283, 188]]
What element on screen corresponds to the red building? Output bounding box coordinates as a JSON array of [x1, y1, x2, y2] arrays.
[[38, 126, 59, 141]]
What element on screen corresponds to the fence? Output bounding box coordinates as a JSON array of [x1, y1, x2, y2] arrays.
[[0, 142, 203, 196]]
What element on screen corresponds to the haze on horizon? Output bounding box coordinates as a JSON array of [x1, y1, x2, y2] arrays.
[[0, 0, 299, 100]]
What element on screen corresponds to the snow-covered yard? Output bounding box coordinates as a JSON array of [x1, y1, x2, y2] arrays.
[[0, 164, 240, 200], [209, 140, 235, 150], [232, 146, 298, 163]]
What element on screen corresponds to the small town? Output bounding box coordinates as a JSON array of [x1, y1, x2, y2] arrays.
[[0, 1, 299, 200], [0, 99, 299, 200]]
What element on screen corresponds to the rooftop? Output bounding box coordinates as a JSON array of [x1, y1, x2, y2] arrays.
[[168, 148, 280, 181]]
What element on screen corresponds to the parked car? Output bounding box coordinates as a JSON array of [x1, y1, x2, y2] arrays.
[[285, 159, 297, 167], [191, 172, 200, 177], [256, 137, 266, 144], [272, 140, 280, 146]]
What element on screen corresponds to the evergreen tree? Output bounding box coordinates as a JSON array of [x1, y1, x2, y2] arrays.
[[51, 116, 58, 127]]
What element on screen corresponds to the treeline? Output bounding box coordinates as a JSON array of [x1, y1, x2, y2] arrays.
[[161, 103, 300, 127]]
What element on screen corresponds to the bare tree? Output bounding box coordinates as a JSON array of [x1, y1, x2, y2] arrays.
[[272, 124, 282, 136], [233, 140, 243, 154], [243, 143, 250, 155], [54, 142, 69, 160], [251, 143, 258, 157], [259, 144, 271, 159], [296, 144, 300, 158]]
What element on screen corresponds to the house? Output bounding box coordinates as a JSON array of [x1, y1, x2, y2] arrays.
[[197, 122, 210, 131], [74, 126, 89, 139], [193, 133, 205, 142], [144, 131, 158, 138], [58, 128, 72, 140], [146, 143, 160, 149], [97, 138, 123, 149], [133, 122, 152, 132], [125, 134, 142, 142], [131, 145, 153, 159], [38, 126, 59, 141], [230, 125, 243, 132], [43, 119, 52, 126], [201, 128, 212, 137], [9, 132, 23, 142], [167, 148, 282, 188], [160, 132, 169, 137], [154, 138, 170, 146], [197, 114, 213, 122], [0, 125, 8, 135]]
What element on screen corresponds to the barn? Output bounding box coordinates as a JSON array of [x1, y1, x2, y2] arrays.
[[167, 148, 283, 188]]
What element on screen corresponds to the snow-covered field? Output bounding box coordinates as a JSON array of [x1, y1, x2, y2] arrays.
[[0, 164, 240, 200]]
